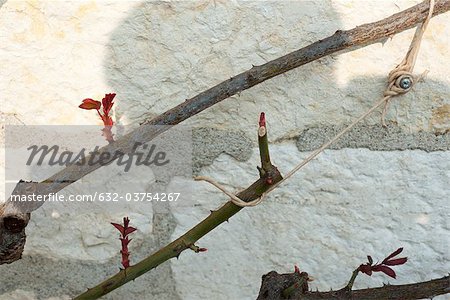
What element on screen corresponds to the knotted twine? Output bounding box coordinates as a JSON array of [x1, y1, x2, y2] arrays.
[[196, 0, 435, 207], [381, 0, 435, 126]]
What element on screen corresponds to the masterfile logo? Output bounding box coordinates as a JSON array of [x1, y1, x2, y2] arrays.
[[5, 125, 193, 213]]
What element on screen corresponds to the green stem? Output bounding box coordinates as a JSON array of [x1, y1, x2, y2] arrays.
[[346, 268, 360, 291], [74, 115, 282, 299]]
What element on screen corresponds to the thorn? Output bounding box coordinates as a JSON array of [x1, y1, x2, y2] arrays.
[[257, 165, 265, 177], [294, 265, 300, 274], [225, 219, 229, 222]]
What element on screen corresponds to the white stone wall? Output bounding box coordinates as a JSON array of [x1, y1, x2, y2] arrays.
[[1, 1, 449, 299]]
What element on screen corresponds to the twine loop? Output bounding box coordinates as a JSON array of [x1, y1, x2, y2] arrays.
[[194, 176, 266, 207], [384, 70, 415, 97]]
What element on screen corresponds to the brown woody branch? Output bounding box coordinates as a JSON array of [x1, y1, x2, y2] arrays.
[[1, 0, 449, 264], [257, 271, 449, 300]]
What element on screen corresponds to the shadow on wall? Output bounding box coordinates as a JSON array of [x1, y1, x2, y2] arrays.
[[104, 1, 345, 129], [104, 1, 449, 135]]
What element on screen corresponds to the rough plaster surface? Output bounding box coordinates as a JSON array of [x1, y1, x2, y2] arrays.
[[193, 127, 252, 175], [171, 145, 450, 300], [297, 123, 450, 152], [0, 0, 449, 299], [0, 229, 180, 300]]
